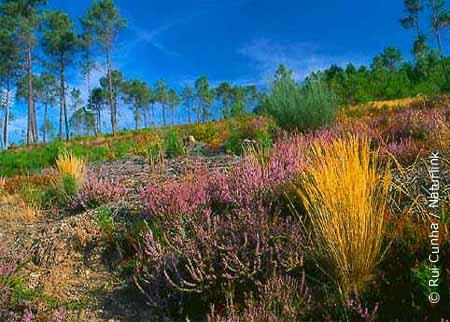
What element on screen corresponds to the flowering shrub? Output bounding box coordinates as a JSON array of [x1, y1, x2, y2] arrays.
[[144, 174, 210, 220], [210, 135, 307, 212], [142, 132, 311, 219], [378, 138, 422, 164], [207, 272, 311, 321], [135, 105, 449, 319], [71, 175, 127, 210], [136, 207, 305, 318], [136, 134, 319, 318], [0, 245, 30, 321], [345, 294, 379, 322], [378, 108, 439, 142], [338, 105, 450, 164]]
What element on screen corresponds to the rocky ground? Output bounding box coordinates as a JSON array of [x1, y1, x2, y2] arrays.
[[0, 153, 239, 321]]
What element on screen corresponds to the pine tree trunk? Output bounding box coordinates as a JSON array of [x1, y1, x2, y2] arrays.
[[59, 95, 63, 141], [32, 98, 38, 143], [143, 106, 148, 128], [3, 103, 9, 149], [59, 57, 64, 141], [106, 45, 116, 136], [86, 55, 92, 107], [97, 109, 102, 134], [187, 105, 191, 124], [202, 105, 208, 123], [151, 103, 155, 126], [26, 44, 33, 145], [3, 80, 10, 149], [43, 103, 48, 144], [434, 30, 450, 83], [61, 56, 70, 141], [135, 104, 139, 130], [162, 103, 166, 126]]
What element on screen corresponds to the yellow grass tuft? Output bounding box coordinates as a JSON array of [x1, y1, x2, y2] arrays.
[[296, 135, 392, 295], [54, 151, 86, 185]]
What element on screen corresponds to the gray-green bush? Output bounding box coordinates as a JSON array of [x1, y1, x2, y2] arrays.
[[261, 77, 338, 131]]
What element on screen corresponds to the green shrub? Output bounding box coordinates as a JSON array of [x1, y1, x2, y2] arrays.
[[411, 262, 442, 303], [255, 128, 273, 151], [164, 129, 185, 158], [95, 207, 115, 241], [223, 124, 243, 155], [18, 184, 47, 210], [59, 174, 79, 198], [46, 175, 79, 210], [224, 120, 273, 155], [111, 140, 136, 159], [18, 173, 81, 211], [261, 77, 338, 131], [0, 141, 64, 177]]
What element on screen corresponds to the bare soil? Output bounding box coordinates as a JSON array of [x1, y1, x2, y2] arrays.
[[0, 154, 238, 321]]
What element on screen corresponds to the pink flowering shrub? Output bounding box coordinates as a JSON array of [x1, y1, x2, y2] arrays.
[[210, 135, 308, 212], [1, 245, 17, 320], [21, 309, 33, 322], [136, 134, 321, 318], [135, 207, 305, 318], [207, 272, 311, 322], [378, 138, 422, 163], [140, 129, 336, 220], [144, 174, 210, 219], [0, 246, 33, 321], [378, 109, 440, 142], [346, 294, 379, 322], [71, 176, 127, 210], [338, 106, 450, 164], [142, 133, 311, 221]]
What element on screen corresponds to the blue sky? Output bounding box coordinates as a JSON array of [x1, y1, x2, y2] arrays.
[[6, 0, 448, 144], [59, 0, 415, 84]]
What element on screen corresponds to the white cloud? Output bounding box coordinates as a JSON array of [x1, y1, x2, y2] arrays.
[[126, 18, 194, 58], [239, 37, 366, 83]]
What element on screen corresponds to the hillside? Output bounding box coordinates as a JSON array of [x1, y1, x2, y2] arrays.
[[1, 95, 450, 321]]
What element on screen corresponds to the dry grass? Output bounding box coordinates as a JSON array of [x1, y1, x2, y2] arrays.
[[243, 141, 271, 168], [296, 136, 392, 295], [53, 151, 86, 186], [0, 193, 41, 222], [148, 142, 166, 171], [348, 96, 427, 114]]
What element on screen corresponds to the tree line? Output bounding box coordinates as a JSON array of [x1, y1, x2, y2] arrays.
[[0, 0, 259, 148], [310, 0, 450, 105], [0, 0, 448, 149]]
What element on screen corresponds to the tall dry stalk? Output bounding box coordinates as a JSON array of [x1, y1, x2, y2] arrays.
[[53, 151, 86, 186], [297, 136, 391, 295], [0, 176, 5, 191], [242, 141, 271, 168]]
